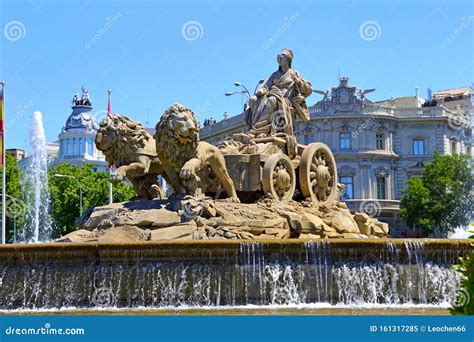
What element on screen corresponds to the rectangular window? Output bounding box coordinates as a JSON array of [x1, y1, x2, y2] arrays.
[[87, 138, 94, 155], [339, 132, 351, 150], [376, 176, 386, 199], [72, 138, 77, 156], [376, 132, 385, 150], [339, 176, 354, 200], [412, 139, 424, 156]]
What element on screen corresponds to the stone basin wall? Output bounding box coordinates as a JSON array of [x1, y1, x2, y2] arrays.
[[0, 239, 469, 310]]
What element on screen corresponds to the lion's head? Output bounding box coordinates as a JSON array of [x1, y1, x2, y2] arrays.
[[95, 113, 152, 166], [155, 103, 200, 169]]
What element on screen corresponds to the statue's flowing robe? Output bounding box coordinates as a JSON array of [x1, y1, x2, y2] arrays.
[[245, 68, 312, 136]]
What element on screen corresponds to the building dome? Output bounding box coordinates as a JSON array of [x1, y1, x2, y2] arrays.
[[63, 86, 99, 132], [52, 86, 107, 170], [64, 106, 99, 131]]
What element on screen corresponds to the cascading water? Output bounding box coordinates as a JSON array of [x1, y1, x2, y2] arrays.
[[448, 226, 472, 239], [0, 240, 465, 311], [19, 111, 53, 243]]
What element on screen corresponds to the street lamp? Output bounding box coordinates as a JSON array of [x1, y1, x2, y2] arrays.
[[233, 81, 251, 97], [4, 194, 17, 244], [254, 79, 265, 94], [225, 90, 250, 99], [225, 80, 265, 110], [54, 174, 83, 217]]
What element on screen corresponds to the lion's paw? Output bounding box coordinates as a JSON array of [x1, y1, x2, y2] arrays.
[[225, 196, 241, 203], [179, 167, 196, 180]]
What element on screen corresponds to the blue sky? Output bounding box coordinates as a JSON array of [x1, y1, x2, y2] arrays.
[[1, 0, 472, 151]]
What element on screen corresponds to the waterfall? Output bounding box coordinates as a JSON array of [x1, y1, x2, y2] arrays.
[[0, 241, 463, 310], [20, 111, 53, 243]]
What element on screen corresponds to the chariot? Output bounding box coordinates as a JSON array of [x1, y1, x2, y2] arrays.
[[207, 134, 339, 206]]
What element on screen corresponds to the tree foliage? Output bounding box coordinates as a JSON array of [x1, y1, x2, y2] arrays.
[[0, 153, 25, 242], [401, 151, 473, 236], [451, 227, 474, 315], [48, 163, 136, 237]]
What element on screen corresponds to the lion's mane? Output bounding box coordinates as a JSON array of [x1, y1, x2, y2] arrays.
[[154, 103, 200, 170], [97, 113, 152, 166]]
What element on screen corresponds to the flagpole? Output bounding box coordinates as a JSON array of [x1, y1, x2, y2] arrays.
[[107, 89, 113, 205], [1, 80, 6, 244]]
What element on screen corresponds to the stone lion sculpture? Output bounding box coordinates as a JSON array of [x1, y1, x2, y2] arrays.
[[95, 113, 166, 200], [154, 103, 239, 202]]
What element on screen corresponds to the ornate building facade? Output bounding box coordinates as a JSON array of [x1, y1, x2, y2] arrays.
[[18, 87, 108, 170], [200, 78, 472, 236], [49, 87, 107, 170]]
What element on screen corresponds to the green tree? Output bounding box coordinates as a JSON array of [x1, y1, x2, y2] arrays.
[[451, 226, 474, 315], [401, 151, 473, 236], [48, 163, 135, 237], [0, 153, 25, 242]]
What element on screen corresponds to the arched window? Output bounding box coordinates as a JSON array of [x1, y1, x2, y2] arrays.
[[79, 138, 84, 155], [374, 166, 389, 200], [451, 140, 457, 154], [376, 176, 386, 199], [67, 139, 72, 156]]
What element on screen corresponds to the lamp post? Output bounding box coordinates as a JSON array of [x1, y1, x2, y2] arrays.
[[233, 81, 251, 97], [54, 174, 83, 217], [4, 194, 17, 243], [107, 89, 113, 205], [225, 80, 266, 109], [253, 79, 265, 94]]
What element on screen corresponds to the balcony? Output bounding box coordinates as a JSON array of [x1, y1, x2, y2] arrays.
[[310, 104, 468, 121], [200, 112, 245, 139], [343, 199, 401, 214]]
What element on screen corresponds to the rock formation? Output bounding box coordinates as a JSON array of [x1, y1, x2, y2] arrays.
[[58, 197, 389, 243]]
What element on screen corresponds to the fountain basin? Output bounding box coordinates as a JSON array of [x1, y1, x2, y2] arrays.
[[0, 239, 470, 313]]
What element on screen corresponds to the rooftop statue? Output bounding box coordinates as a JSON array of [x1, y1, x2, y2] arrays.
[[313, 77, 375, 114], [244, 48, 312, 158], [71, 93, 80, 106]]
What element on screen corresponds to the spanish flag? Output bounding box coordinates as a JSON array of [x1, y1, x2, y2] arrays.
[[0, 81, 4, 166]]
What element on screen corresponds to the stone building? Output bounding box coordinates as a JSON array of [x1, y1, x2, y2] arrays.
[[17, 87, 108, 170], [200, 78, 472, 236], [48, 87, 107, 170]]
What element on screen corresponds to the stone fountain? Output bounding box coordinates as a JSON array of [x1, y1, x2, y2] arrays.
[[19, 111, 53, 243], [0, 50, 469, 314]]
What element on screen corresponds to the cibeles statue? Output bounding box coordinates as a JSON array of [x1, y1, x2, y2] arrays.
[[95, 113, 165, 200], [154, 103, 240, 203], [243, 48, 313, 158], [70, 53, 391, 242]]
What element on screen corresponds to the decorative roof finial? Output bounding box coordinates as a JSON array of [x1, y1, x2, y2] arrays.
[[107, 89, 112, 117], [339, 76, 349, 86]]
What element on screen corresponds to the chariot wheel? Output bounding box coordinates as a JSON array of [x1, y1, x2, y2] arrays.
[[299, 142, 338, 205], [262, 153, 296, 202]]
